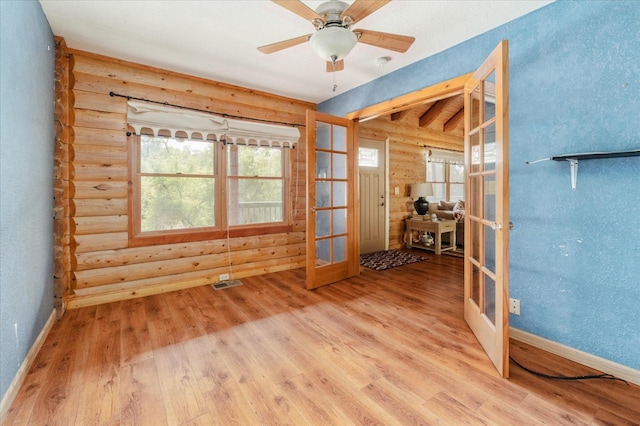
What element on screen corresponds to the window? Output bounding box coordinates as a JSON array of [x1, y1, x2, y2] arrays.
[[227, 145, 285, 226], [126, 100, 299, 245], [131, 134, 290, 244], [427, 149, 465, 202]]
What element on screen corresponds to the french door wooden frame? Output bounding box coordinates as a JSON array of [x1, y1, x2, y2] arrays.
[[345, 41, 510, 377], [305, 111, 359, 290]]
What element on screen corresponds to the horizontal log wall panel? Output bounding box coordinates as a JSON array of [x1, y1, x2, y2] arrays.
[[73, 127, 126, 148], [56, 45, 312, 305], [72, 70, 308, 127], [72, 53, 314, 119], [67, 256, 306, 309], [72, 163, 128, 181], [73, 242, 306, 289], [73, 89, 126, 113], [73, 181, 128, 199], [73, 198, 127, 217], [74, 232, 129, 253], [73, 108, 126, 131], [73, 144, 127, 165], [74, 215, 127, 236], [74, 232, 305, 271]]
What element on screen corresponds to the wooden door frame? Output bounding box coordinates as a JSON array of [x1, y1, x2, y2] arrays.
[[345, 73, 472, 122]]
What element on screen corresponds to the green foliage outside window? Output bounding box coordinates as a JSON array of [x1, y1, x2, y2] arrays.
[[138, 136, 286, 232]]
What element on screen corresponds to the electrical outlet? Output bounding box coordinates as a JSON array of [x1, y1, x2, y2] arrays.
[[509, 298, 520, 315], [219, 273, 230, 281]]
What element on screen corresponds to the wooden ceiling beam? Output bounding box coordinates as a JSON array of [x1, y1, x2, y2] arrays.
[[443, 107, 464, 132], [390, 109, 411, 121], [418, 96, 458, 128]]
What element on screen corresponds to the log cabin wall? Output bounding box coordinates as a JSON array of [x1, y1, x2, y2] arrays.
[[359, 109, 463, 250], [54, 40, 315, 309]]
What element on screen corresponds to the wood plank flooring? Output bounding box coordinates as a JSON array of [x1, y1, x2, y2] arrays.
[[4, 251, 640, 425]]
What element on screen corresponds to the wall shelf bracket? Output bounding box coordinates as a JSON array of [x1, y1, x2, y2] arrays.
[[527, 148, 640, 191], [567, 158, 578, 191]]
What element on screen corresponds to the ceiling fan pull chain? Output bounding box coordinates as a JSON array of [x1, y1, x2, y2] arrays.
[[331, 55, 338, 92]]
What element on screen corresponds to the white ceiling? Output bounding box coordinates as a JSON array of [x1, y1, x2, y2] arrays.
[[40, 0, 551, 104]]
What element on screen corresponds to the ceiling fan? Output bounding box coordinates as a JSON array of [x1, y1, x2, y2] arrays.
[[258, 0, 415, 72]]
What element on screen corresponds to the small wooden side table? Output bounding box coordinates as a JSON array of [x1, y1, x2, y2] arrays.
[[405, 218, 456, 255]]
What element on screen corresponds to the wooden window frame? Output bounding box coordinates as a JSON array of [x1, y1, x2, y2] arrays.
[[127, 134, 293, 247]]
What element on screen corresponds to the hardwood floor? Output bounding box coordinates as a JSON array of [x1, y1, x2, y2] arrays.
[[4, 252, 640, 425]]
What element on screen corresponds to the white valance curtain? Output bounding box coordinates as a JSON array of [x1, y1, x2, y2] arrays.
[[126, 100, 300, 147], [427, 148, 464, 165]]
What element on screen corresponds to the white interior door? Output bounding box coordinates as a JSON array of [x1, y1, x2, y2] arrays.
[[359, 137, 386, 254]]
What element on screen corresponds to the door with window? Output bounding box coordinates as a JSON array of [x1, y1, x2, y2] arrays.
[[306, 111, 358, 290], [463, 40, 510, 377], [359, 138, 386, 254]]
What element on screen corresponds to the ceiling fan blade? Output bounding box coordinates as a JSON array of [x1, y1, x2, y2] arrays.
[[341, 0, 390, 23], [326, 60, 345, 72], [257, 34, 312, 54], [355, 29, 415, 53], [271, 0, 322, 22]]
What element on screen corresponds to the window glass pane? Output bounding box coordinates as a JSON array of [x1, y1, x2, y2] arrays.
[[450, 184, 465, 201], [141, 135, 214, 175], [358, 147, 378, 167], [431, 183, 446, 200], [141, 176, 215, 231], [450, 164, 464, 183], [228, 146, 282, 177], [427, 162, 445, 182], [228, 179, 283, 225]]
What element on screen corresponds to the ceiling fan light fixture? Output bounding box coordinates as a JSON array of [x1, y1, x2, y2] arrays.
[[309, 26, 358, 62]]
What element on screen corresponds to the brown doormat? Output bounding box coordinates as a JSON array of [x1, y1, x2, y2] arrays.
[[360, 250, 427, 271]]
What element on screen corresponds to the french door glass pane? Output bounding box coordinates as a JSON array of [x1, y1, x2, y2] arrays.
[[333, 236, 346, 262], [316, 151, 331, 178], [484, 274, 496, 326], [316, 182, 331, 207], [333, 181, 347, 207], [316, 210, 330, 237], [316, 122, 331, 149], [333, 126, 346, 151], [484, 224, 496, 275], [316, 239, 330, 264], [333, 153, 347, 179], [333, 208, 347, 234]]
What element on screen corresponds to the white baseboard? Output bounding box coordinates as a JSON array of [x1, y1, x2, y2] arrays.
[[0, 309, 57, 421], [510, 327, 640, 386]]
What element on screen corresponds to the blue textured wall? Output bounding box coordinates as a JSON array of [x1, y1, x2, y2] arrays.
[[0, 1, 55, 400], [321, 1, 640, 370]]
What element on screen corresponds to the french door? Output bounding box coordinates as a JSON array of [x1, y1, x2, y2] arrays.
[[463, 40, 510, 377], [306, 111, 359, 290]]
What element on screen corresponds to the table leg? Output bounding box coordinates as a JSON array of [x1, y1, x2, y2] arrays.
[[435, 229, 442, 255]]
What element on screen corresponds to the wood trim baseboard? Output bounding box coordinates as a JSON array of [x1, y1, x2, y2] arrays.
[[0, 309, 57, 421], [510, 327, 640, 386]]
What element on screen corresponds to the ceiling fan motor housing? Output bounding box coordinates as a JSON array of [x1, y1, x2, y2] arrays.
[[314, 1, 352, 29], [310, 0, 357, 62]]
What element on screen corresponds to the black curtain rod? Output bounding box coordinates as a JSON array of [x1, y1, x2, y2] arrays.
[[109, 91, 305, 128]]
